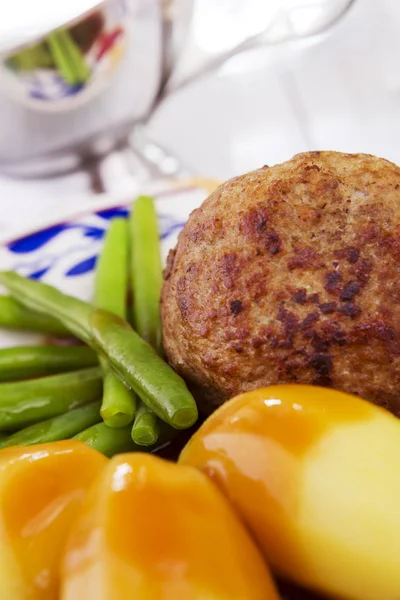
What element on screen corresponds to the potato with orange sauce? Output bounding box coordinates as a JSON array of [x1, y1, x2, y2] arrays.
[[61, 453, 278, 600], [180, 385, 400, 600], [0, 441, 107, 600]]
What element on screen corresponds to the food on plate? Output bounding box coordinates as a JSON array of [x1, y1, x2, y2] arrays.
[[0, 271, 198, 430], [94, 217, 129, 318], [100, 367, 137, 429], [94, 216, 137, 429], [0, 383, 398, 599], [131, 401, 160, 446], [0, 295, 69, 336], [0, 196, 196, 455], [0, 441, 107, 599], [91, 309, 198, 428], [3, 165, 400, 599], [0, 402, 101, 449], [0, 271, 96, 344], [61, 453, 279, 600], [0, 367, 102, 431], [180, 385, 400, 600], [73, 422, 141, 457], [130, 195, 164, 352], [0, 345, 98, 382], [162, 151, 400, 414], [130, 196, 165, 446]]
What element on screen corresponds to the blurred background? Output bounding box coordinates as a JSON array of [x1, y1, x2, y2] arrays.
[[0, 0, 397, 238]]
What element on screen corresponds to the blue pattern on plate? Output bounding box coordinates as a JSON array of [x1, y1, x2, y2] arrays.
[[65, 256, 98, 277], [8, 223, 106, 254], [81, 226, 106, 240], [29, 267, 51, 280], [160, 221, 185, 240], [96, 207, 129, 220], [8, 224, 69, 253], [1, 180, 209, 286], [5, 210, 186, 280]]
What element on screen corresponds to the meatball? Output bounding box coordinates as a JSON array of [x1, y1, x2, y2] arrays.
[[161, 151, 400, 415]]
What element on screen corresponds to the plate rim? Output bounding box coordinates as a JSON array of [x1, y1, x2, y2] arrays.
[[0, 181, 200, 247]]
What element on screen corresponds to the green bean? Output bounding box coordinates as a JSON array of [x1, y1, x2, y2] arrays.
[[130, 196, 163, 350], [0, 272, 198, 430], [0, 345, 98, 382], [0, 296, 69, 336], [94, 218, 137, 428], [73, 421, 172, 457], [0, 367, 102, 431], [90, 310, 197, 429], [0, 273, 93, 343], [95, 218, 129, 318], [131, 403, 160, 446], [130, 196, 164, 443], [100, 374, 137, 428], [47, 29, 90, 86], [131, 403, 159, 444], [0, 401, 102, 449], [73, 422, 140, 458]]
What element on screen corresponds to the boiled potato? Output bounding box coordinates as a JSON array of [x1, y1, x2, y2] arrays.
[[0, 441, 107, 600], [180, 385, 400, 600], [62, 453, 278, 600]]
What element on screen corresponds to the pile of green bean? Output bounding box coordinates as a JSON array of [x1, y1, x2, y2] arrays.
[[0, 197, 198, 456]]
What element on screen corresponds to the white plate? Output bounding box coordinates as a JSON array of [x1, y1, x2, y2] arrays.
[[0, 181, 210, 348]]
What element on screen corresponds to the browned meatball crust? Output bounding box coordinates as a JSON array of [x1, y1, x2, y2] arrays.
[[161, 151, 400, 414]]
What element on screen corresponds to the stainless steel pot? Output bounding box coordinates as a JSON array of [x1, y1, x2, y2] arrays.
[[0, 0, 355, 177]]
